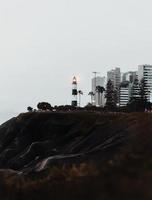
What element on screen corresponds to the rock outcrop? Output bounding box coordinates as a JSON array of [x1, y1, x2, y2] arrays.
[[0, 112, 129, 173], [0, 111, 149, 174]]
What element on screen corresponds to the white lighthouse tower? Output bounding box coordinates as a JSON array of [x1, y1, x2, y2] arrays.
[[71, 76, 78, 107]]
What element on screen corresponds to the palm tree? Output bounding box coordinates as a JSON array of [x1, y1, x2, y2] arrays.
[[96, 86, 105, 106], [88, 91, 95, 105], [78, 90, 83, 107]]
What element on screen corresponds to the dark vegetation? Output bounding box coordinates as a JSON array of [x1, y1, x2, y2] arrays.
[[37, 102, 52, 111], [127, 78, 151, 112], [105, 79, 117, 109], [0, 112, 152, 199]]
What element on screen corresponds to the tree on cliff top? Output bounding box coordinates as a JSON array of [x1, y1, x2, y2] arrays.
[[128, 78, 150, 111], [105, 80, 117, 110], [96, 86, 105, 107], [27, 106, 33, 112], [37, 102, 52, 111]]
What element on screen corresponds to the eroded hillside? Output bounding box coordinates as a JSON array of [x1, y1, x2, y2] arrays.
[[0, 112, 151, 200]]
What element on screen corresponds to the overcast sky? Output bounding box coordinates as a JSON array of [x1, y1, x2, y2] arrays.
[[0, 0, 152, 122]]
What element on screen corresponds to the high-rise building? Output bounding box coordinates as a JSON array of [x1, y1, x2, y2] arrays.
[[107, 67, 121, 90], [130, 78, 140, 101], [114, 67, 121, 89], [138, 65, 152, 101], [107, 67, 121, 105], [107, 70, 115, 86], [92, 76, 106, 107], [119, 81, 132, 107], [119, 77, 141, 107], [122, 71, 137, 83]]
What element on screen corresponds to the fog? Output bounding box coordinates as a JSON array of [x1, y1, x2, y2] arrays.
[[0, 0, 152, 123]]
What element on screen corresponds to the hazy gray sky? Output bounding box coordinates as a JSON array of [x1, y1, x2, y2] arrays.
[[0, 0, 152, 122]]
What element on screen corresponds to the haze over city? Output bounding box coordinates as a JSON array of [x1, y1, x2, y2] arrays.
[[0, 0, 152, 123]]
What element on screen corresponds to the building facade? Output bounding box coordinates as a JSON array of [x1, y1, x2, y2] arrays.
[[107, 67, 121, 90], [92, 76, 106, 107], [119, 81, 132, 107], [107, 67, 121, 105], [138, 65, 152, 101], [122, 71, 137, 83]]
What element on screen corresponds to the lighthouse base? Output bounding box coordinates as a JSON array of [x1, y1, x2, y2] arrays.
[[71, 101, 77, 107]]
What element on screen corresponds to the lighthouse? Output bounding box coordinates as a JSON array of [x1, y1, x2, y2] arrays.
[[71, 76, 78, 107]]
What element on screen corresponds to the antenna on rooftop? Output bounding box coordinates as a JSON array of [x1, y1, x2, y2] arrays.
[[92, 71, 100, 78], [92, 71, 100, 87]]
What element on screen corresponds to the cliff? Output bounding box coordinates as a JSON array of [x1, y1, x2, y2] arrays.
[[0, 111, 151, 200], [0, 111, 129, 173]]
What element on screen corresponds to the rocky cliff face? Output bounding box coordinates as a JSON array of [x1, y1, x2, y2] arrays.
[[0, 112, 152, 200], [0, 112, 130, 173]]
